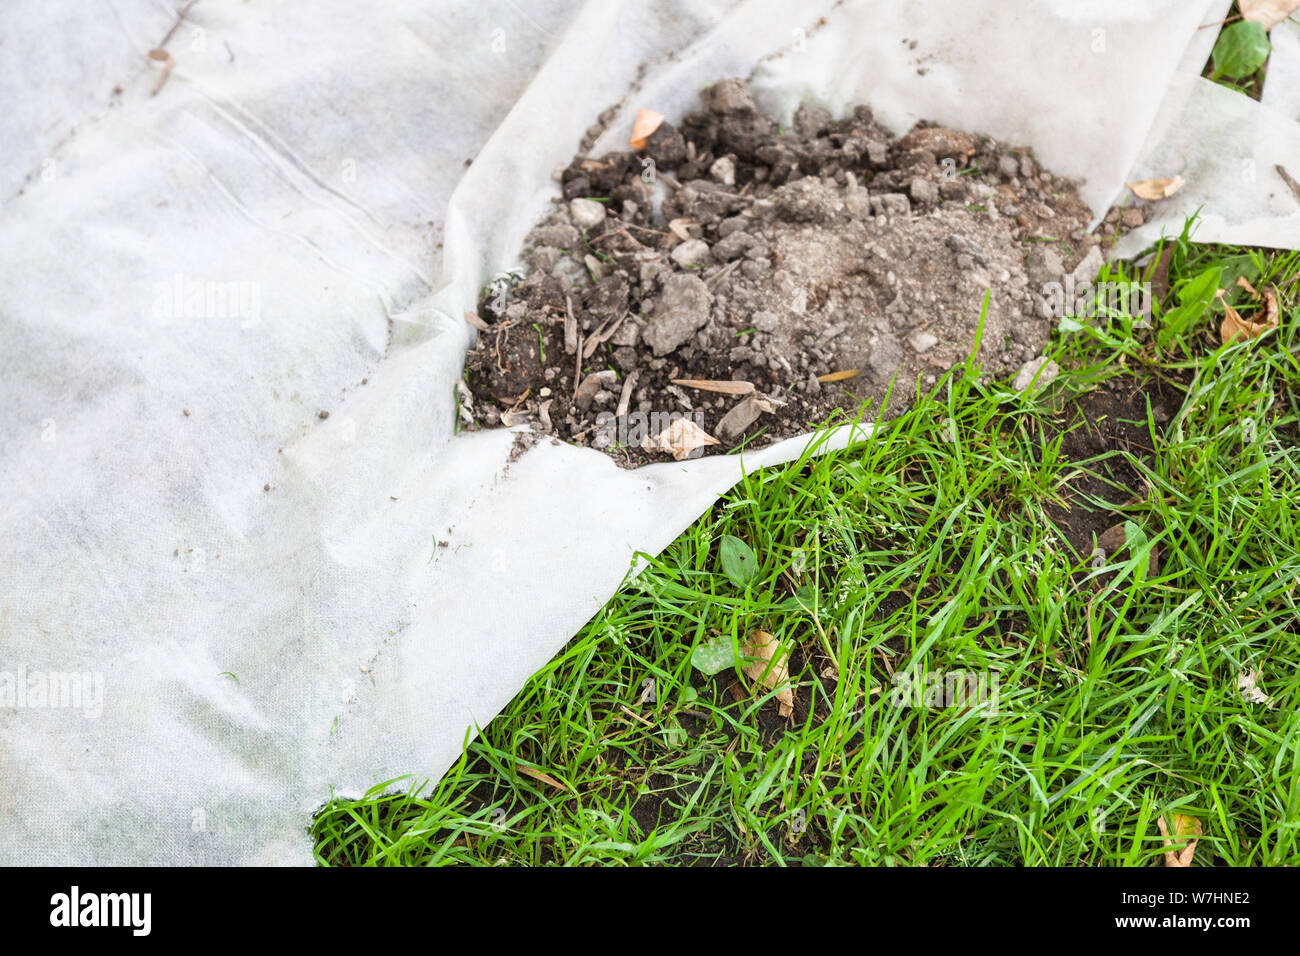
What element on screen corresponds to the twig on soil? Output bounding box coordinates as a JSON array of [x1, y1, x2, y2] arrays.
[[706, 259, 743, 290], [581, 310, 628, 359], [616, 370, 638, 420], [573, 327, 584, 394], [620, 222, 673, 238], [563, 295, 578, 354]]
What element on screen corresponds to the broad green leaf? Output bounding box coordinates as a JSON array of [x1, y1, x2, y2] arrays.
[[691, 636, 736, 675], [1159, 266, 1220, 347], [719, 534, 759, 587], [1212, 21, 1270, 79]]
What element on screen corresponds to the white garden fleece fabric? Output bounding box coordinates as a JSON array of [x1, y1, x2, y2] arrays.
[[2, 0, 1295, 865]]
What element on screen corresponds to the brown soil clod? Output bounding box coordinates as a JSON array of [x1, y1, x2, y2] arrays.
[[463, 76, 1107, 467]]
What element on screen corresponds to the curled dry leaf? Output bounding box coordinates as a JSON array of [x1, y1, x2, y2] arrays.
[[629, 108, 664, 150], [500, 406, 530, 428], [741, 630, 794, 717], [716, 392, 781, 441], [642, 417, 719, 461], [1125, 175, 1186, 201], [1262, 286, 1279, 327], [1156, 813, 1202, 868], [1240, 0, 1300, 30], [1217, 287, 1278, 344], [670, 378, 755, 396]]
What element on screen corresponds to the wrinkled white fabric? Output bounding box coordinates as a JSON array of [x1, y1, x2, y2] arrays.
[[1, 0, 1292, 865]]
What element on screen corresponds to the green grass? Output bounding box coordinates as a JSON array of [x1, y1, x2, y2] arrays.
[[313, 231, 1300, 866]]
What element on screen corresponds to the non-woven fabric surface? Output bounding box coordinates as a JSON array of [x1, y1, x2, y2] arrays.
[[2, 0, 1294, 865]]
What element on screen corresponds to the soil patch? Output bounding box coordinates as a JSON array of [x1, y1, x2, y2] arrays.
[[1041, 373, 1182, 559], [462, 77, 1145, 467]]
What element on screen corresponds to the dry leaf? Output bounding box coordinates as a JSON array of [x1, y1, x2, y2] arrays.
[[1097, 523, 1128, 556], [670, 378, 756, 396], [1237, 667, 1275, 708], [516, 764, 571, 792], [1240, 0, 1300, 30], [629, 108, 664, 150], [741, 630, 794, 717], [715, 392, 780, 441], [642, 417, 719, 460], [500, 406, 530, 427], [463, 309, 491, 331], [1148, 245, 1173, 302], [668, 218, 694, 242], [1126, 176, 1186, 201], [1217, 287, 1278, 344], [817, 369, 860, 383], [1156, 813, 1202, 867], [1235, 275, 1260, 298], [573, 369, 617, 412], [1262, 286, 1279, 328]]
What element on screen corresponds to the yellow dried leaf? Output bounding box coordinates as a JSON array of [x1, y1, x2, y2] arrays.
[[516, 764, 571, 792], [817, 369, 860, 383], [1156, 813, 1202, 867], [629, 108, 664, 150], [1125, 176, 1186, 201], [741, 630, 794, 717], [1217, 287, 1278, 344], [670, 378, 756, 396], [642, 417, 719, 461]]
